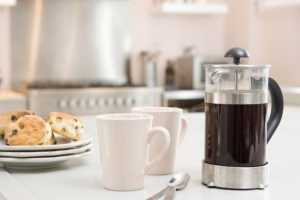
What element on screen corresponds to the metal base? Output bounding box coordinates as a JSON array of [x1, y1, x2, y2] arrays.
[[202, 162, 269, 190]]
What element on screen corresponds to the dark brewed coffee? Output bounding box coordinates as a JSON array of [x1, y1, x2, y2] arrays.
[[205, 103, 267, 167]]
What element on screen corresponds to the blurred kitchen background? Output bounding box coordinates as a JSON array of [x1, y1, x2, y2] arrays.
[[0, 0, 299, 116]]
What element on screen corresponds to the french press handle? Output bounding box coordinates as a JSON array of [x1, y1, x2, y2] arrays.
[[225, 47, 284, 142], [267, 78, 284, 142]]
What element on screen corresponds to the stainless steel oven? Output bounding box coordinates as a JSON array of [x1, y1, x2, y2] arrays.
[[10, 0, 164, 116], [28, 87, 163, 116]]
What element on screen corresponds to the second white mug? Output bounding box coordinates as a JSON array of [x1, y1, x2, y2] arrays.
[[132, 107, 187, 175]]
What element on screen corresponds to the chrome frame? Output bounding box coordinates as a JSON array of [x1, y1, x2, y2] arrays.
[[206, 91, 268, 104], [202, 162, 269, 190]]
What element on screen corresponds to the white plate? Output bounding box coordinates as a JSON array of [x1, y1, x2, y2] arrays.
[[1, 149, 91, 169], [0, 137, 92, 152], [0, 143, 92, 158]]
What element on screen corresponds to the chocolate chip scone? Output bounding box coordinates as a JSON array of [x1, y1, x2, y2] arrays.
[[0, 110, 35, 137], [4, 115, 55, 146], [47, 112, 83, 141]]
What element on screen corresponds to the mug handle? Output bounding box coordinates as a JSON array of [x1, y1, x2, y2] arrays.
[[145, 127, 171, 172], [267, 77, 284, 142], [179, 117, 188, 144]]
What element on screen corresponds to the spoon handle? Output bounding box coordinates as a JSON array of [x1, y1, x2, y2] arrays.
[[164, 186, 176, 200], [146, 187, 168, 200]]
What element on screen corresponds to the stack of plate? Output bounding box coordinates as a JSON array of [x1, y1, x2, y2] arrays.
[[0, 137, 92, 169]]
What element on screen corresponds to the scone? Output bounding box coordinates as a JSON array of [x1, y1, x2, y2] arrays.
[[44, 123, 56, 145], [4, 115, 55, 146], [47, 112, 83, 141], [0, 110, 35, 137]]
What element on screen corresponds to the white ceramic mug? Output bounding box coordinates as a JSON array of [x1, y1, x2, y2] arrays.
[[132, 107, 187, 175], [96, 113, 171, 191]]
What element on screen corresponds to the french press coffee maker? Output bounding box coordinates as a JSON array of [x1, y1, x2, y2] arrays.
[[202, 48, 284, 190]]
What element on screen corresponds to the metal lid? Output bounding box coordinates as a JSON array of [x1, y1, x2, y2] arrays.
[[207, 47, 271, 69], [225, 47, 250, 65], [205, 48, 270, 105]]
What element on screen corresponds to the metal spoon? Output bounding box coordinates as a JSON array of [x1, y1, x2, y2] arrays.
[[163, 173, 190, 200], [170, 173, 191, 191], [147, 173, 191, 200]]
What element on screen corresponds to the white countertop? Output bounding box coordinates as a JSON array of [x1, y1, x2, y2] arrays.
[[1, 106, 299, 200]]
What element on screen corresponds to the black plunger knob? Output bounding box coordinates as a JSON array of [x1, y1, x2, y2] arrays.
[[225, 47, 250, 65]]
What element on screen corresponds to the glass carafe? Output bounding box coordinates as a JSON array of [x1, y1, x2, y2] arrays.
[[204, 48, 284, 167]]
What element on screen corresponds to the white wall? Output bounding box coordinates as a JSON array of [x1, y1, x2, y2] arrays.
[[0, 0, 299, 88], [131, 0, 227, 85], [131, 0, 300, 87], [0, 8, 11, 89], [254, 7, 300, 86], [227, 0, 300, 86]]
